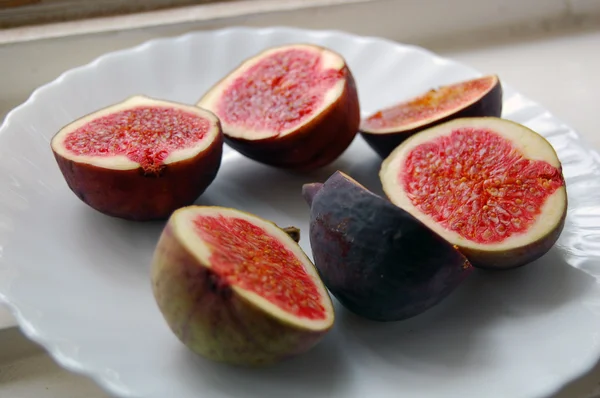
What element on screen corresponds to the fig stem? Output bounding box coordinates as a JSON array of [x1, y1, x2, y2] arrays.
[[282, 226, 301, 243], [302, 183, 324, 208]]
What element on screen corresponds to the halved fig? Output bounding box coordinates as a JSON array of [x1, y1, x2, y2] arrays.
[[302, 171, 472, 322], [150, 205, 335, 366], [380, 117, 567, 270], [50, 95, 223, 221], [196, 43, 360, 171], [360, 75, 502, 157]]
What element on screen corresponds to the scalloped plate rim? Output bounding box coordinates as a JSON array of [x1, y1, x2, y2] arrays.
[[0, 25, 598, 398]]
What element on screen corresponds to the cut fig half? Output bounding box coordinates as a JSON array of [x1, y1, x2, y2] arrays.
[[380, 117, 567, 269], [360, 75, 503, 157], [150, 205, 335, 366], [302, 171, 472, 322], [51, 95, 223, 221], [197, 43, 360, 171]]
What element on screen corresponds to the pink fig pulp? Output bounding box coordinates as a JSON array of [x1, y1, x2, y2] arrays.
[[50, 96, 223, 221], [150, 205, 335, 366], [361, 75, 502, 158], [380, 117, 567, 269], [197, 43, 360, 171]]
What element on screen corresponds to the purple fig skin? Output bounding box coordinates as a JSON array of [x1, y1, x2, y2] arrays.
[[223, 68, 360, 172], [150, 220, 331, 366], [303, 171, 472, 322], [51, 106, 223, 222], [301, 182, 324, 207], [198, 43, 361, 172], [360, 75, 503, 158], [53, 136, 222, 221]]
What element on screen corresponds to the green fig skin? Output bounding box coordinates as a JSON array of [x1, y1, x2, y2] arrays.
[[151, 218, 332, 366]]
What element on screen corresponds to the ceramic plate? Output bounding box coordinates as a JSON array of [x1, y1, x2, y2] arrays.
[[1, 26, 600, 398]]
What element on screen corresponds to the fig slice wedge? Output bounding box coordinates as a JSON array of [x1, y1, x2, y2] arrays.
[[302, 171, 472, 322], [50, 95, 223, 221], [380, 117, 567, 270], [150, 205, 335, 366], [196, 43, 360, 171], [360, 75, 502, 157]]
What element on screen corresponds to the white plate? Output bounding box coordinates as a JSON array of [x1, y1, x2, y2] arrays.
[[1, 26, 600, 398]]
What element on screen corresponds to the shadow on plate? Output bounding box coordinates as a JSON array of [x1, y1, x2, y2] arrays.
[[197, 139, 385, 225], [69, 206, 166, 279], [154, 247, 596, 398], [68, 138, 384, 272], [64, 143, 599, 396], [66, 146, 377, 280], [175, 324, 351, 398], [335, 246, 596, 370]]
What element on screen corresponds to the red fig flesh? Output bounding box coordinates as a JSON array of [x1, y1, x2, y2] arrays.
[[197, 43, 360, 171], [51, 96, 223, 221], [361, 75, 502, 157], [150, 205, 334, 366], [380, 117, 567, 269]]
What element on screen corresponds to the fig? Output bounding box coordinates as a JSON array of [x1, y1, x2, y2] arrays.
[[50, 95, 223, 221], [196, 43, 360, 171], [380, 117, 567, 270], [150, 205, 335, 366], [302, 171, 472, 322], [360, 75, 502, 157]]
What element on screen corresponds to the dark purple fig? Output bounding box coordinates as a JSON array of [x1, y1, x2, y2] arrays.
[[51, 95, 223, 221], [360, 75, 502, 157], [380, 117, 567, 270], [302, 171, 472, 322], [197, 43, 360, 172]]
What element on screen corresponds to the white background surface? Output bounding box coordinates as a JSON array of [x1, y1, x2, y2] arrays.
[[1, 1, 600, 397]]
